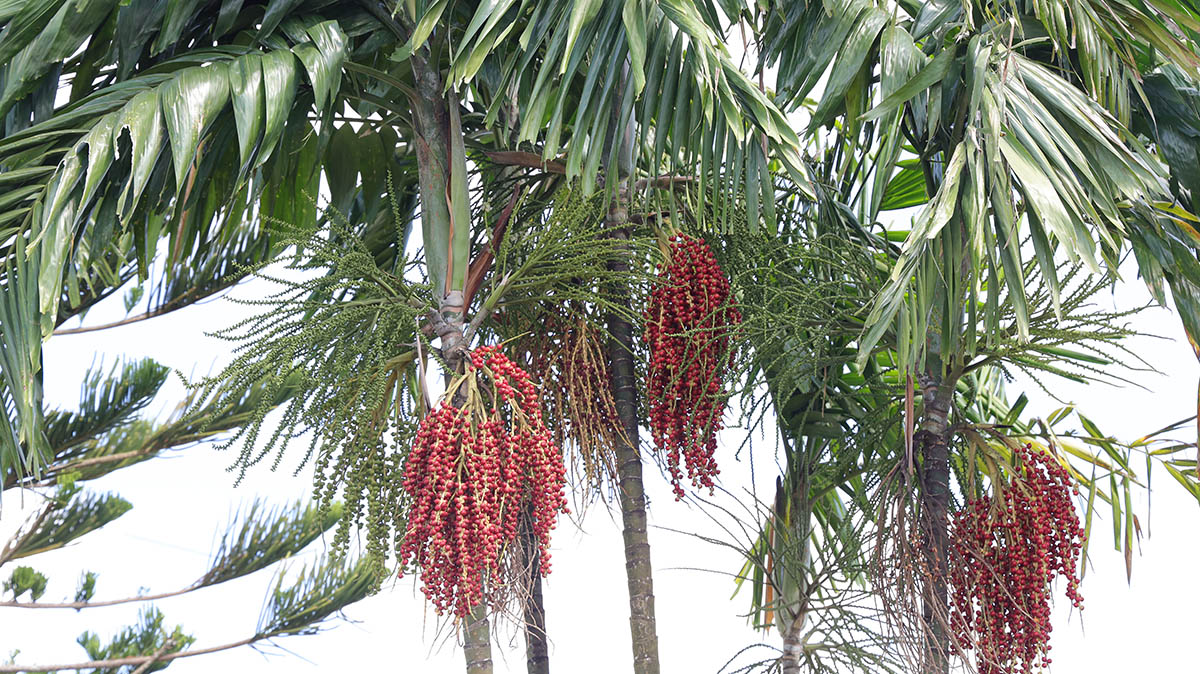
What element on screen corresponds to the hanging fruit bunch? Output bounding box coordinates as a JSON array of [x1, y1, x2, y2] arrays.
[[949, 443, 1085, 674], [398, 346, 568, 618], [645, 233, 742, 499], [519, 307, 621, 494]]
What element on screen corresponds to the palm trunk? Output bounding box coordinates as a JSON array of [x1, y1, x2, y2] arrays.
[[453, 345, 493, 673], [521, 506, 550, 674], [780, 618, 807, 674], [602, 63, 661, 674], [463, 607, 493, 674], [410, 49, 493, 674], [776, 456, 812, 674], [917, 375, 954, 674], [605, 195, 661, 674]]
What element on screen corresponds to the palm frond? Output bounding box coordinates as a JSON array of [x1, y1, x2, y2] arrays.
[[0, 17, 351, 480]]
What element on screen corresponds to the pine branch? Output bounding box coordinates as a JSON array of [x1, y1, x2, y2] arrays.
[[199, 500, 343, 588], [34, 448, 158, 481], [256, 556, 379, 637], [6, 373, 300, 491], [1, 490, 132, 562], [2, 555, 377, 670], [0, 500, 341, 608], [0, 585, 194, 609], [42, 359, 168, 457], [129, 639, 177, 674], [0, 635, 260, 672], [0, 501, 55, 567]]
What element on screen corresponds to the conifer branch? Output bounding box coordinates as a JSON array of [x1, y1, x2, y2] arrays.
[[0, 635, 260, 672], [0, 585, 195, 609], [1, 556, 376, 669], [0, 502, 55, 567], [1, 490, 130, 564], [129, 639, 177, 674], [35, 448, 158, 480], [1, 499, 340, 608]]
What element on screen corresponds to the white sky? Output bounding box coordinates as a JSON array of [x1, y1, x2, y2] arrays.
[[0, 246, 1196, 673]]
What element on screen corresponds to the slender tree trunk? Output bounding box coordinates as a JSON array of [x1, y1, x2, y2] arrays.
[[521, 507, 550, 674], [456, 354, 492, 674], [493, 93, 551, 673], [917, 376, 954, 674], [780, 617, 806, 674], [776, 456, 812, 674], [523, 570, 550, 674], [455, 334, 491, 674], [605, 196, 661, 674], [601, 63, 661, 674], [463, 607, 493, 674], [452, 342, 493, 673]]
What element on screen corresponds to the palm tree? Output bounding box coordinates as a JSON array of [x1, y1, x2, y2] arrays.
[[0, 2, 806, 672], [7, 2, 1200, 673], [730, 1, 1200, 671]]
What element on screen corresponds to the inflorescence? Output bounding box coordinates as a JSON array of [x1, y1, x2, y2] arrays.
[[645, 234, 741, 499], [398, 346, 568, 618], [949, 444, 1085, 674]]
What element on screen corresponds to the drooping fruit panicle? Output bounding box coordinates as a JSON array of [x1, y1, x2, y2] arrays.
[[398, 346, 567, 618], [949, 444, 1085, 674], [645, 234, 741, 499]]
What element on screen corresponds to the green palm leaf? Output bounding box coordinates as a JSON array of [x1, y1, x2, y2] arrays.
[[0, 19, 348, 479]]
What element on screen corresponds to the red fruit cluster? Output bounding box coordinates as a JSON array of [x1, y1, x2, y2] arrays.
[[398, 346, 568, 618], [949, 444, 1085, 674], [645, 234, 741, 499]]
